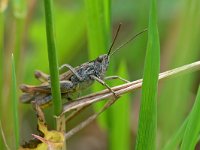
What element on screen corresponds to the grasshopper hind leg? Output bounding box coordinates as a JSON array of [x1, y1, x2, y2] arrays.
[[20, 93, 53, 108], [34, 70, 49, 83], [20, 80, 74, 93], [35, 94, 53, 108]]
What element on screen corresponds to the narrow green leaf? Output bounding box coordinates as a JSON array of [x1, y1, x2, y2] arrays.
[[11, 54, 19, 149], [180, 85, 200, 150], [162, 117, 188, 150], [0, 13, 4, 99], [110, 61, 130, 150], [0, 11, 4, 150], [43, 0, 62, 116], [135, 0, 160, 149], [84, 0, 111, 128]]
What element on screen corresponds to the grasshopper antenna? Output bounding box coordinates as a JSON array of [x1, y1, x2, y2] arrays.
[[107, 23, 122, 56], [110, 28, 147, 56]]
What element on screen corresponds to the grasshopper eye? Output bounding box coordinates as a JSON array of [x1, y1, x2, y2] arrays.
[[97, 56, 103, 62]]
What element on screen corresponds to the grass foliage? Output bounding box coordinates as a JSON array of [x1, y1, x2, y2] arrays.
[[85, 0, 111, 128], [110, 61, 131, 150], [135, 0, 160, 149], [43, 0, 62, 116], [11, 54, 19, 149], [180, 86, 200, 149], [0, 0, 200, 149]]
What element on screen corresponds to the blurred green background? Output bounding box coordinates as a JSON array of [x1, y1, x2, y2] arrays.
[[0, 0, 200, 149]]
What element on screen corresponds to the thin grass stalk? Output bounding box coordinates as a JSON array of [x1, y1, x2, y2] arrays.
[[0, 14, 3, 150], [162, 117, 188, 150], [62, 61, 200, 115], [180, 85, 200, 149], [11, 54, 19, 149], [0, 6, 5, 149], [0, 12, 4, 105], [43, 4, 67, 150], [43, 0, 62, 116], [63, 61, 200, 140], [135, 0, 160, 149]]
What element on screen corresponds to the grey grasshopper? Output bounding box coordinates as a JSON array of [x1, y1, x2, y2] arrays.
[[20, 24, 147, 108]]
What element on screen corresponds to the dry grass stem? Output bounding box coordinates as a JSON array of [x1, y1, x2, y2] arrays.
[[0, 121, 10, 150], [65, 97, 118, 140], [62, 61, 200, 140], [61, 61, 200, 116]]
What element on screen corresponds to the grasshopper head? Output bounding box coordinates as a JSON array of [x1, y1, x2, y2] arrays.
[[93, 24, 147, 78], [94, 54, 110, 78]]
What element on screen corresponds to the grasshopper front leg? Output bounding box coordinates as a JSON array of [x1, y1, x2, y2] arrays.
[[59, 64, 83, 81], [104, 75, 130, 83], [90, 75, 118, 98]]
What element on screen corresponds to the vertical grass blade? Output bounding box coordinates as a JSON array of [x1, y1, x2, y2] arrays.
[[0, 8, 5, 150], [180, 86, 200, 150], [43, 0, 62, 116], [84, 0, 111, 128], [110, 61, 130, 150], [11, 54, 19, 149], [135, 0, 160, 149]]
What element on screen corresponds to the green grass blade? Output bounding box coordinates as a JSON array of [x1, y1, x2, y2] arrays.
[[0, 8, 5, 150], [110, 61, 130, 150], [11, 54, 19, 149], [180, 86, 200, 150], [84, 0, 111, 128], [162, 117, 188, 150], [135, 0, 160, 149], [43, 0, 62, 116], [85, 0, 110, 56]]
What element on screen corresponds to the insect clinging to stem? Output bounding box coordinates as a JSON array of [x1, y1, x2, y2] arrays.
[[20, 24, 147, 108]]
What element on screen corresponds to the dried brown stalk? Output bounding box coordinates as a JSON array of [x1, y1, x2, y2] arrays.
[[63, 61, 200, 140], [61, 61, 200, 115], [0, 121, 10, 150]]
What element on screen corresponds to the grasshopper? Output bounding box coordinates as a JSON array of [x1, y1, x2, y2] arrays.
[[20, 24, 147, 108]]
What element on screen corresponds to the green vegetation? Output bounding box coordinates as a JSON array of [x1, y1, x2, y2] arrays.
[[0, 0, 200, 149], [135, 0, 160, 149], [110, 61, 131, 150], [43, 0, 62, 116], [11, 54, 19, 149], [180, 86, 200, 149], [85, 0, 111, 129]]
